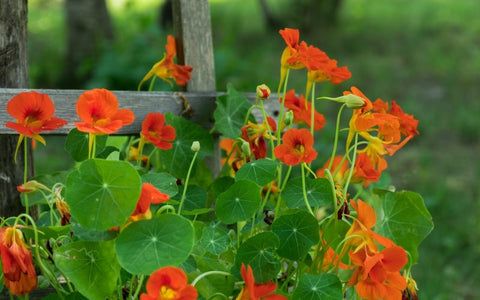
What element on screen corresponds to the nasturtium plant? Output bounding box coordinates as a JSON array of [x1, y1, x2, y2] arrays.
[[2, 28, 432, 300]]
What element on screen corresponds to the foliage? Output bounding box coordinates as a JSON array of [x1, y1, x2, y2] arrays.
[[0, 28, 434, 299]]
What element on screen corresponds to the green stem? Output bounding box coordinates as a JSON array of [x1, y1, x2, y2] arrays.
[[324, 169, 338, 213], [148, 76, 156, 92], [177, 151, 199, 215], [132, 275, 145, 299], [260, 100, 275, 159], [276, 69, 290, 145], [328, 104, 346, 171], [310, 82, 316, 136], [301, 163, 314, 215], [23, 139, 29, 215], [343, 133, 359, 200], [191, 271, 232, 287]]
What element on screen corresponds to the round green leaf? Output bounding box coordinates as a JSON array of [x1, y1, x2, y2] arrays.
[[282, 177, 333, 208], [292, 273, 343, 300], [159, 113, 214, 179], [199, 226, 230, 255], [376, 190, 434, 264], [142, 172, 178, 197], [213, 83, 253, 138], [115, 214, 194, 275], [235, 232, 281, 283], [53, 241, 120, 300], [235, 159, 279, 186], [65, 159, 141, 231], [272, 210, 320, 260], [215, 180, 262, 224]]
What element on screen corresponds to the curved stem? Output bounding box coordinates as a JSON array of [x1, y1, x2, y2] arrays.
[[328, 104, 346, 171], [17, 214, 65, 298], [324, 169, 338, 213], [191, 271, 232, 287], [276, 69, 290, 145], [177, 151, 199, 215], [301, 163, 314, 215], [343, 133, 359, 200]]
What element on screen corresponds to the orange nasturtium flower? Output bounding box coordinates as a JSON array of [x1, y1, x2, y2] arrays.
[[236, 263, 287, 300], [220, 138, 248, 174], [140, 266, 197, 300], [6, 91, 67, 160], [138, 35, 193, 90], [347, 245, 408, 300], [129, 183, 170, 222], [140, 112, 176, 150], [0, 227, 38, 295], [274, 128, 318, 166], [74, 88, 135, 135]]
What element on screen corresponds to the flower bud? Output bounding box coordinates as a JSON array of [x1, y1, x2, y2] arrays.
[[339, 94, 365, 109], [256, 84, 271, 100], [284, 110, 294, 126], [17, 180, 49, 194], [191, 141, 200, 152], [236, 138, 251, 157]]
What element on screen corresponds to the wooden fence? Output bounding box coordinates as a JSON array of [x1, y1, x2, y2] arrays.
[[0, 0, 278, 216]]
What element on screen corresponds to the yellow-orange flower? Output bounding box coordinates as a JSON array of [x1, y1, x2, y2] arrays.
[[0, 227, 37, 295], [138, 35, 193, 90]]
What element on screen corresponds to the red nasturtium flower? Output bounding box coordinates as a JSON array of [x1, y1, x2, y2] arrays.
[[6, 91, 67, 160], [241, 117, 277, 159], [140, 112, 176, 150], [74, 88, 135, 135], [0, 227, 38, 295], [237, 263, 287, 300], [138, 35, 193, 90], [282, 90, 326, 131], [274, 128, 318, 166], [140, 266, 197, 300]]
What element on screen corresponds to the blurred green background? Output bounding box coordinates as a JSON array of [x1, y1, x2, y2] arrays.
[[29, 0, 480, 298]]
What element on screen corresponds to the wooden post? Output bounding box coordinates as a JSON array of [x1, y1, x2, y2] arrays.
[[172, 0, 221, 175], [0, 0, 33, 217]]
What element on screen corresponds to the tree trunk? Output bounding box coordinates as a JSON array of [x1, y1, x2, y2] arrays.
[[0, 0, 33, 217], [60, 0, 114, 88]]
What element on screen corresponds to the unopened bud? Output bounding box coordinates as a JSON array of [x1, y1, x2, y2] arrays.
[[191, 141, 200, 152], [237, 138, 251, 157], [342, 94, 365, 109], [284, 110, 294, 126], [17, 180, 49, 194], [256, 84, 271, 100]]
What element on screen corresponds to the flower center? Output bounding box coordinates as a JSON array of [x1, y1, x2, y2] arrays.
[[294, 143, 305, 154], [159, 286, 178, 300]]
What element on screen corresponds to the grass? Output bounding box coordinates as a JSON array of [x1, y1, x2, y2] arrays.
[[27, 0, 480, 298]]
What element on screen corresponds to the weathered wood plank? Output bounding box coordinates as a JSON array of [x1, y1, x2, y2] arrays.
[[0, 89, 281, 135]]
